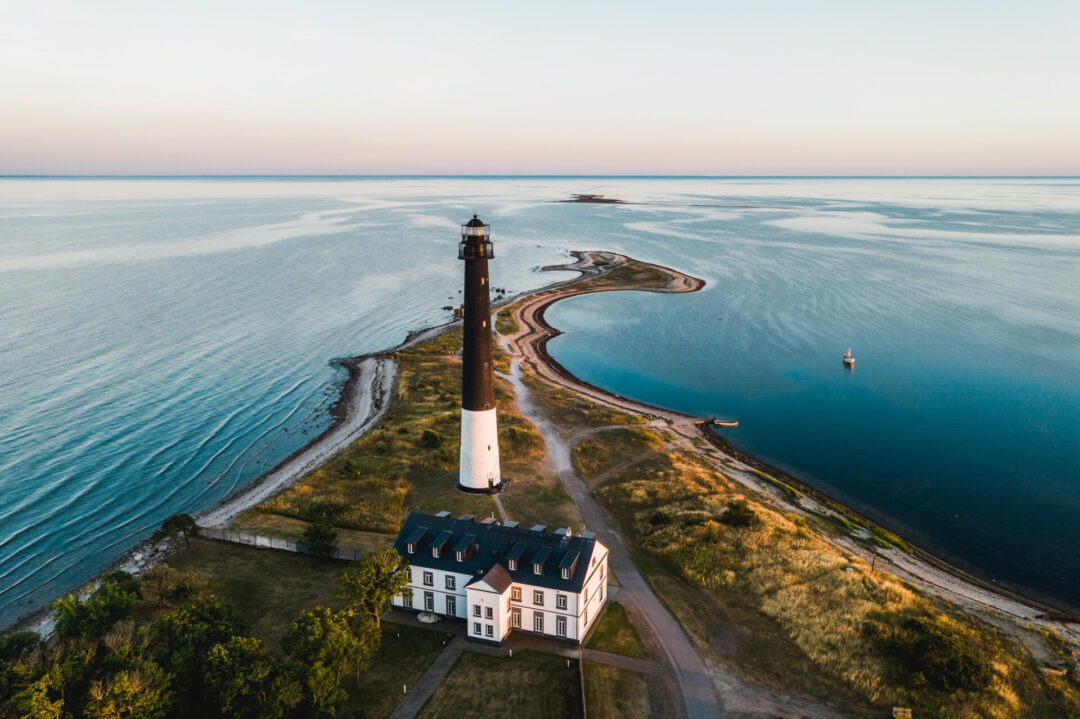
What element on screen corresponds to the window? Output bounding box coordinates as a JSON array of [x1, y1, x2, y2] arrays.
[[446, 597, 456, 615], [556, 594, 567, 610], [584, 586, 588, 603], [533, 590, 544, 606], [533, 563, 542, 575], [485, 625, 493, 638], [456, 551, 463, 562], [511, 587, 521, 601], [534, 613, 543, 633], [432, 547, 441, 559], [473, 604, 481, 618], [406, 542, 415, 554], [485, 606, 493, 620], [561, 567, 570, 580], [403, 593, 412, 608], [424, 592, 434, 612], [556, 616, 567, 637], [512, 608, 521, 628], [422, 571, 433, 587], [473, 622, 481, 635], [508, 559, 517, 571], [583, 609, 588, 626], [445, 576, 455, 590]]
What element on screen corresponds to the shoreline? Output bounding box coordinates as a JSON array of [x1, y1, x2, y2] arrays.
[[8, 251, 1076, 644]]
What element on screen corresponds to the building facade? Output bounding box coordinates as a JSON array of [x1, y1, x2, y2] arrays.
[[392, 512, 609, 645]]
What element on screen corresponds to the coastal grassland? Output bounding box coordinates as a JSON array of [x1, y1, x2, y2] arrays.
[[520, 371, 646, 433], [581, 258, 679, 292], [417, 651, 582, 719], [567, 421, 1080, 717], [242, 326, 580, 534], [586, 601, 648, 659], [582, 664, 650, 719]]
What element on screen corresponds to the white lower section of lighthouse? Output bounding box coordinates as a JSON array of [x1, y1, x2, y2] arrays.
[[458, 408, 502, 492]]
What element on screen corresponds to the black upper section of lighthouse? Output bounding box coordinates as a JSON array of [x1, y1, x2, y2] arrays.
[[459, 215, 496, 412]]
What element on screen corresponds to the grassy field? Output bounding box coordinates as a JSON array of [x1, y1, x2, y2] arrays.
[[242, 326, 581, 535], [350, 625, 453, 719], [564, 401, 1080, 718], [585, 602, 647, 660], [417, 650, 582, 719], [166, 537, 348, 647], [582, 663, 649, 719]]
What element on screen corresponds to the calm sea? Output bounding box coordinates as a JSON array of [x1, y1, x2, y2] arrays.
[[1, 177, 1077, 626]]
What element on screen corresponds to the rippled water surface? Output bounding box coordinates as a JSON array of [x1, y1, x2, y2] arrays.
[[1, 177, 1078, 625]]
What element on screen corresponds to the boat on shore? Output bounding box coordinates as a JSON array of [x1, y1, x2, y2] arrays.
[[843, 348, 855, 367], [712, 418, 739, 428]]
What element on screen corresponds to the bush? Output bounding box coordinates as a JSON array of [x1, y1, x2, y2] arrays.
[[303, 521, 339, 557], [868, 615, 993, 692], [419, 429, 442, 448]]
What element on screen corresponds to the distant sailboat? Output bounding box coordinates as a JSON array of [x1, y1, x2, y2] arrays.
[[843, 348, 855, 367]]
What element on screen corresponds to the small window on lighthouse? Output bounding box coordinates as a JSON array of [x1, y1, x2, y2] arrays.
[[481, 277, 486, 285], [482, 320, 487, 328]]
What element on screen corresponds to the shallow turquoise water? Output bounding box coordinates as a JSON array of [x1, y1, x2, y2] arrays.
[[1, 177, 1077, 626]]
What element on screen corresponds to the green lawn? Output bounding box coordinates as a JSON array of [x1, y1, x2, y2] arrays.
[[418, 650, 582, 719], [582, 663, 650, 719], [585, 602, 647, 659], [348, 625, 453, 719], [166, 537, 348, 647]]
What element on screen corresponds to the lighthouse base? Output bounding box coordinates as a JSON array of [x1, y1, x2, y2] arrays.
[[458, 407, 502, 493]]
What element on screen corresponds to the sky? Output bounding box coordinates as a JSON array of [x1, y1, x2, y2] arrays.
[[2, 1, 1079, 175]]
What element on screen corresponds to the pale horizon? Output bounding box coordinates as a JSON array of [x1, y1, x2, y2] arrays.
[[3, 1, 1079, 176]]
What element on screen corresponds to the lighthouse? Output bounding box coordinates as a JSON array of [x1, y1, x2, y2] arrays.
[[457, 215, 502, 493]]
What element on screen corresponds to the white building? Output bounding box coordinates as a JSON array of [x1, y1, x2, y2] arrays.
[[391, 511, 609, 645]]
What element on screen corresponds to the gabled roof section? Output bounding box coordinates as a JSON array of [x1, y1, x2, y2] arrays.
[[394, 512, 603, 592], [405, 527, 427, 545], [467, 563, 512, 594]]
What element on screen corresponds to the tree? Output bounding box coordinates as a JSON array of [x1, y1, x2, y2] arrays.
[[52, 578, 140, 641], [152, 593, 243, 706], [338, 549, 411, 631], [151, 513, 199, 548], [303, 521, 338, 557], [205, 636, 300, 719], [285, 607, 369, 717], [84, 659, 172, 719]]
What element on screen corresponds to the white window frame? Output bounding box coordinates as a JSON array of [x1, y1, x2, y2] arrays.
[[446, 596, 456, 616], [424, 592, 434, 612], [511, 587, 521, 601], [533, 562, 542, 575], [485, 606, 493, 620], [534, 612, 543, 633], [473, 622, 481, 635], [556, 593, 567, 610], [473, 604, 481, 618], [432, 546, 441, 559], [556, 615, 567, 637], [561, 567, 570, 580], [533, 590, 544, 606], [512, 608, 521, 628], [485, 624, 494, 638], [508, 559, 517, 571], [445, 575, 455, 590]]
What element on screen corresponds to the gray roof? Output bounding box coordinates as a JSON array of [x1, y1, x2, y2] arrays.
[[394, 512, 602, 593]]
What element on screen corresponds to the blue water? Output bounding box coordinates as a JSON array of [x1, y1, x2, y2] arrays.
[[1, 178, 1077, 627]]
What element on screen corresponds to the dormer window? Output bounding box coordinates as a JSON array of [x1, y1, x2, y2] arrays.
[[456, 551, 463, 562], [508, 559, 517, 571], [432, 546, 441, 559], [407, 543, 415, 554], [533, 562, 542, 576], [532, 546, 551, 576], [560, 567, 570, 580]]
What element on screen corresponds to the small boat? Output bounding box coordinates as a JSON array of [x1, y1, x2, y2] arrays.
[[843, 348, 855, 367], [712, 419, 739, 428]]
